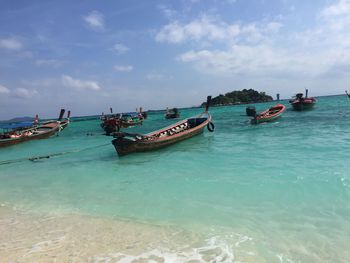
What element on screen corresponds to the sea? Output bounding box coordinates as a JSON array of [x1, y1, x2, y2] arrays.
[[0, 95, 349, 262]]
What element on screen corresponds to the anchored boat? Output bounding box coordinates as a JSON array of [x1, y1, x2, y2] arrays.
[[251, 104, 286, 124], [101, 112, 145, 135], [165, 108, 180, 119], [0, 109, 69, 148], [0, 121, 60, 148], [112, 96, 214, 156], [289, 89, 316, 111]]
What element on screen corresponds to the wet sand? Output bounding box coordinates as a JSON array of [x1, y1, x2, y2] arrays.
[[0, 205, 237, 262], [2, 203, 349, 262]]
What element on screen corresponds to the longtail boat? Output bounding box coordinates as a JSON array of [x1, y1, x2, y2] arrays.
[[101, 111, 145, 135], [43, 109, 70, 130], [59, 110, 71, 130], [289, 89, 316, 111], [251, 104, 286, 124], [0, 121, 60, 148], [112, 96, 214, 156], [165, 108, 180, 119]]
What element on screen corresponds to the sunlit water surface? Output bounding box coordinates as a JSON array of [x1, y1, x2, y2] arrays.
[[1, 95, 350, 262]]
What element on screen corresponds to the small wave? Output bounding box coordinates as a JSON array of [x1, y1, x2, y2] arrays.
[[25, 236, 66, 255], [93, 236, 237, 263]]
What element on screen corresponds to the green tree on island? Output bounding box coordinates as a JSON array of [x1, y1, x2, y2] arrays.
[[203, 89, 273, 106]]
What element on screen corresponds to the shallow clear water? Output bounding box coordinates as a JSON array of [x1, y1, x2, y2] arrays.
[[1, 95, 350, 262]]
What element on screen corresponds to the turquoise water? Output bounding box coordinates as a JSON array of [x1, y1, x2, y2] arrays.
[[1, 95, 350, 262]]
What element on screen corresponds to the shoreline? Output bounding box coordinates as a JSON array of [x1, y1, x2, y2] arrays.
[[0, 204, 240, 262], [2, 203, 348, 262]]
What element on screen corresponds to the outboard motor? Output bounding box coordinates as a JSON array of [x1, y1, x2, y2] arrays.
[[246, 106, 256, 117]]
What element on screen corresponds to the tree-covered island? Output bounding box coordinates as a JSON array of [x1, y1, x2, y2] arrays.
[[202, 89, 273, 107]]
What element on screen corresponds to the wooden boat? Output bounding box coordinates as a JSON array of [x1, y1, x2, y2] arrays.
[[289, 89, 316, 111], [43, 109, 71, 130], [165, 108, 180, 119], [251, 104, 286, 124], [101, 112, 144, 135], [120, 113, 144, 128], [112, 96, 214, 156], [139, 107, 148, 119], [0, 121, 60, 148], [59, 110, 71, 130]]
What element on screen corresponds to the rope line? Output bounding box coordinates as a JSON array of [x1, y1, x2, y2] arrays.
[[0, 143, 111, 166]]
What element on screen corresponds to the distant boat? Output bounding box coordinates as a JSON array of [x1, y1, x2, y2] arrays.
[[165, 108, 180, 119], [346, 90, 350, 98], [289, 89, 316, 111], [251, 104, 286, 124], [0, 121, 60, 148], [101, 112, 145, 135], [112, 96, 214, 156]]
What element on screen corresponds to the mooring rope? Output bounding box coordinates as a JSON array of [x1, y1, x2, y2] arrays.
[[0, 142, 111, 166]]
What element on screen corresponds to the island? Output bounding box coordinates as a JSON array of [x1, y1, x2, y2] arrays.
[[202, 89, 273, 107]]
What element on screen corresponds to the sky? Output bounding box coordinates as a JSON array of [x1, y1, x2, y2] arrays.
[[1, 0, 350, 119]]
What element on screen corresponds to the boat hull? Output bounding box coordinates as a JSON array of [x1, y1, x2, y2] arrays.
[[112, 115, 210, 156], [252, 104, 286, 124], [0, 123, 60, 148], [255, 114, 281, 124], [165, 113, 179, 119], [291, 101, 316, 111], [112, 126, 205, 156]]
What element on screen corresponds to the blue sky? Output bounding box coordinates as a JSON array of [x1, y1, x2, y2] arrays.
[[1, 0, 350, 119]]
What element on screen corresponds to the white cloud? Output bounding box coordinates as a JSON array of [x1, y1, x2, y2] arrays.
[[319, 0, 350, 32], [13, 88, 38, 99], [0, 85, 38, 99], [113, 43, 129, 54], [155, 3, 350, 80], [114, 65, 133, 72], [178, 46, 324, 76], [321, 0, 350, 17], [62, 75, 101, 91], [155, 16, 281, 44], [0, 38, 22, 51], [0, 85, 10, 94], [84, 11, 105, 30]]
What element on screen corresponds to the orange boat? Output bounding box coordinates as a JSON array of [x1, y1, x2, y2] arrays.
[[251, 104, 286, 124]]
